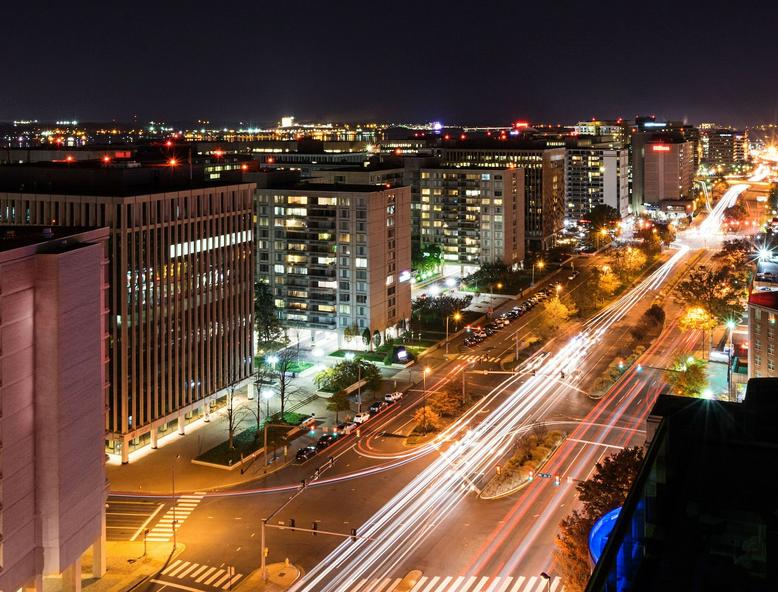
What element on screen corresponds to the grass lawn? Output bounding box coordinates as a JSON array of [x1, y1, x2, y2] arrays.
[[253, 358, 314, 374], [195, 411, 310, 467]]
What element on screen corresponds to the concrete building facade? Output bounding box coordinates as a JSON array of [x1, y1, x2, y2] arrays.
[[0, 161, 256, 462], [255, 183, 411, 350], [418, 167, 525, 275], [565, 146, 630, 219], [0, 226, 108, 592], [434, 142, 565, 251]]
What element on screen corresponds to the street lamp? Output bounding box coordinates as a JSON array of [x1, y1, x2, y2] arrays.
[[344, 351, 355, 362], [445, 311, 462, 355], [267, 354, 279, 369], [423, 367, 431, 408], [540, 572, 551, 592], [171, 453, 181, 549], [555, 283, 562, 295], [531, 260, 544, 286]]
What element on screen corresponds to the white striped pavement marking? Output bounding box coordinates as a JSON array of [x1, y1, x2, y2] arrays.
[[161, 560, 183, 575], [225, 573, 243, 589], [195, 566, 217, 583], [435, 576, 454, 592], [472, 577, 490, 592], [211, 572, 231, 589], [166, 561, 190, 577], [351, 576, 562, 592], [549, 578, 562, 592], [189, 565, 209, 580], [508, 577, 526, 592], [419, 576, 439, 592], [453, 576, 476, 592], [203, 569, 226, 586], [409, 576, 429, 592]]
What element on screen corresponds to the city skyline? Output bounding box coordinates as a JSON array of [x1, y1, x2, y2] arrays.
[[2, 1, 777, 126]]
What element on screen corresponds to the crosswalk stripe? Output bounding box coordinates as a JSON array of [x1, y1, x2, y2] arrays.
[[212, 572, 231, 588], [166, 561, 191, 577], [351, 578, 369, 592], [452, 576, 475, 592], [549, 578, 562, 592], [419, 576, 439, 592], [195, 567, 217, 583], [189, 565, 209, 579], [177, 563, 199, 578], [523, 577, 537, 592], [491, 577, 513, 592], [472, 577, 490, 592], [508, 577, 526, 592], [203, 569, 226, 586], [409, 576, 428, 592], [224, 573, 243, 589], [435, 576, 454, 592], [161, 560, 182, 575]]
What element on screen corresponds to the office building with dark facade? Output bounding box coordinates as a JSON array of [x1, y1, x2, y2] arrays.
[[433, 140, 565, 251], [0, 158, 255, 462], [587, 379, 778, 592]]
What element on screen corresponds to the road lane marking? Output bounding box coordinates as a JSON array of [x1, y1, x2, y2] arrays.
[[161, 560, 183, 575], [566, 437, 624, 450], [131, 502, 165, 541], [166, 561, 191, 577], [149, 580, 205, 592], [195, 567, 217, 583], [508, 577, 526, 592]]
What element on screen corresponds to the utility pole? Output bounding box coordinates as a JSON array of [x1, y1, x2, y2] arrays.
[[171, 453, 180, 549]]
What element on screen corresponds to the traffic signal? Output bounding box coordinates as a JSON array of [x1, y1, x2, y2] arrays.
[[528, 470, 534, 482], [554, 475, 560, 486], [312, 522, 318, 536], [289, 518, 296, 529], [264, 547, 269, 558], [351, 528, 357, 542]]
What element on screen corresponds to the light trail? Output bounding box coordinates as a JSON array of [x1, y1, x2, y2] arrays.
[[698, 183, 749, 236], [291, 241, 693, 591]]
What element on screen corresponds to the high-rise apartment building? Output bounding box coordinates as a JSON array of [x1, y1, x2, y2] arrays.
[[701, 128, 749, 166], [565, 145, 630, 219], [572, 120, 629, 146], [254, 182, 411, 349], [0, 160, 255, 462], [0, 226, 108, 592], [434, 141, 565, 251], [418, 167, 525, 275], [631, 134, 695, 214]]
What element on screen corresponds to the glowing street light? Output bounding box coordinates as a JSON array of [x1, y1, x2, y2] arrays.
[[168, 157, 178, 166], [758, 247, 772, 262], [531, 260, 545, 286], [344, 352, 356, 362], [267, 354, 279, 369], [446, 311, 462, 355]]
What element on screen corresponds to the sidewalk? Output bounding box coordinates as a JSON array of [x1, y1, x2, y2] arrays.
[[236, 563, 302, 591], [41, 542, 184, 592]]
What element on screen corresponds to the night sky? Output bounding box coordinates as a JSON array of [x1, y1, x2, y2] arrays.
[[2, 0, 776, 126]]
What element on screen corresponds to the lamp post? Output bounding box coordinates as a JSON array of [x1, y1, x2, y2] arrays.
[[540, 572, 551, 592], [726, 319, 735, 398], [445, 311, 462, 355], [423, 367, 431, 409], [531, 260, 544, 286]]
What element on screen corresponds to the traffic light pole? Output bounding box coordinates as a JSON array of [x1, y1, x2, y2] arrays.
[[260, 457, 335, 582]]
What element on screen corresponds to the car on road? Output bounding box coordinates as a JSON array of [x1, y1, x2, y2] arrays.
[[369, 400, 388, 414], [568, 270, 580, 280], [337, 422, 357, 435], [316, 433, 339, 450], [384, 391, 403, 403], [296, 445, 317, 462], [352, 412, 371, 424]]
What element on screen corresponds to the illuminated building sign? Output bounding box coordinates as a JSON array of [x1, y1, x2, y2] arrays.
[[169, 231, 253, 258], [652, 145, 671, 152], [399, 270, 411, 283]]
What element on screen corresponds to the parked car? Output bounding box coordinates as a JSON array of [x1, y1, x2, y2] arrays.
[[316, 433, 339, 450], [384, 391, 404, 403], [337, 422, 357, 435], [369, 400, 388, 414], [296, 445, 317, 462], [352, 412, 371, 424]]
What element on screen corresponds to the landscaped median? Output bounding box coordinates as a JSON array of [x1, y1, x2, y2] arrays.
[[479, 427, 566, 500], [192, 412, 314, 470]]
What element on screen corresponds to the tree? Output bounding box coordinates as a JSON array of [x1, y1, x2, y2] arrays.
[[254, 280, 286, 350], [555, 446, 645, 592], [597, 268, 622, 300], [413, 406, 443, 434], [372, 330, 382, 350], [412, 242, 443, 276], [586, 204, 620, 230], [225, 383, 243, 450], [327, 390, 352, 423], [314, 359, 381, 394], [263, 347, 308, 419], [664, 355, 707, 397], [343, 323, 360, 345], [362, 328, 372, 349], [537, 295, 577, 337], [556, 510, 595, 592], [674, 266, 745, 323], [429, 390, 461, 417], [610, 246, 647, 279], [723, 201, 748, 222], [576, 446, 645, 519]]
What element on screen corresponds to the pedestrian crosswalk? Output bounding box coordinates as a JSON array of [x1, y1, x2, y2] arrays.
[[158, 559, 243, 590], [144, 494, 204, 542], [456, 354, 502, 363], [349, 575, 563, 592]]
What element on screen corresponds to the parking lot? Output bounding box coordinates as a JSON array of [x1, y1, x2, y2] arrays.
[[106, 496, 165, 541]]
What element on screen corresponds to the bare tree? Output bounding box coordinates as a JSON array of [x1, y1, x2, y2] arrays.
[[225, 383, 244, 450]]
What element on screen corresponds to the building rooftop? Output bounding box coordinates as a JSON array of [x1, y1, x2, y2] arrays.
[[434, 138, 565, 151], [749, 287, 778, 309], [0, 159, 256, 196], [587, 378, 778, 592], [284, 182, 399, 193], [0, 225, 108, 258]]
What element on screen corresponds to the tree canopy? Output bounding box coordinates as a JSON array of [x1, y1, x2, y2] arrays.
[[314, 359, 381, 393], [664, 355, 707, 397], [254, 280, 286, 350]]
